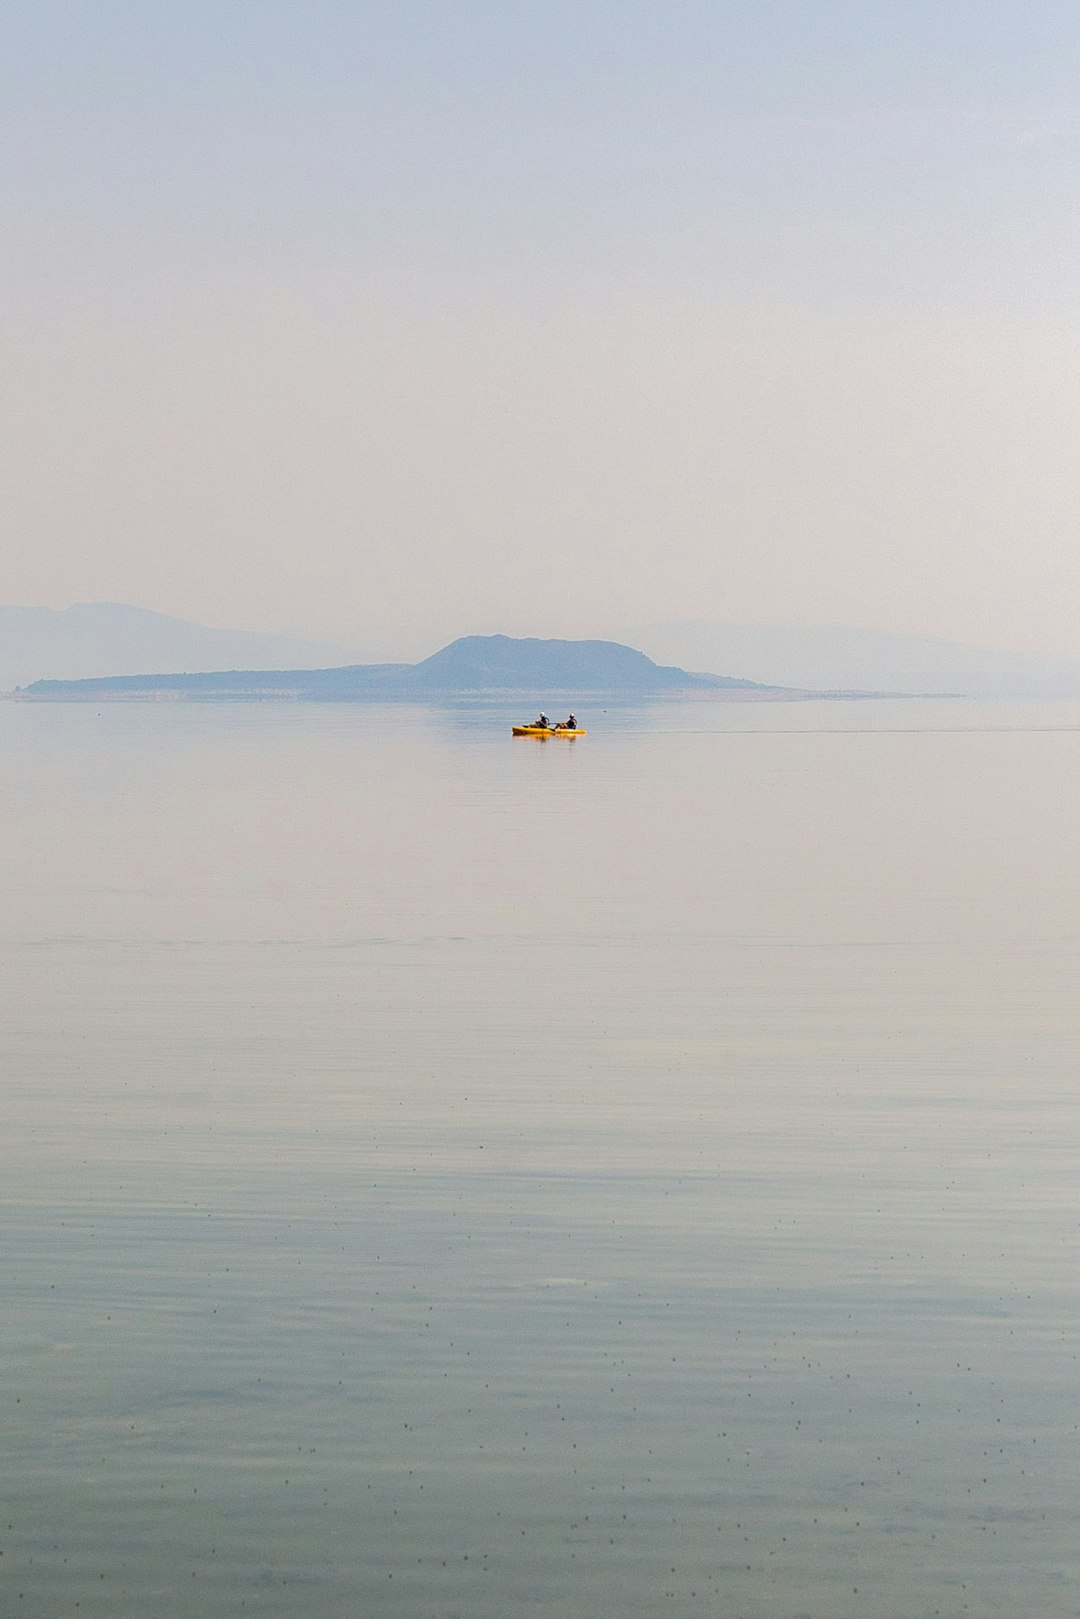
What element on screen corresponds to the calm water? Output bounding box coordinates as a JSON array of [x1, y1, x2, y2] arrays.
[[2, 697, 1079, 1617]]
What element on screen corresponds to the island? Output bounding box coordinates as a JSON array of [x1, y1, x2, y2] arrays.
[[16, 633, 825, 701]]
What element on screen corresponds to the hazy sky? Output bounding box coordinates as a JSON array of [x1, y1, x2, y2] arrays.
[[4, 2, 1080, 659]]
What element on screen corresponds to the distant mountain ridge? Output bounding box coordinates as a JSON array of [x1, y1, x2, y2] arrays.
[[0, 602, 361, 690], [20, 634, 776, 701], [625, 620, 1080, 700], [10, 603, 1080, 700]]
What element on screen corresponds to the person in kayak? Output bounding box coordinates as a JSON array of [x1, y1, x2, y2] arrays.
[[535, 712, 550, 729], [554, 713, 576, 730]]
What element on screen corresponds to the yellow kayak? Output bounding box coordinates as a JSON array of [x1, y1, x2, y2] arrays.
[[512, 726, 586, 737]]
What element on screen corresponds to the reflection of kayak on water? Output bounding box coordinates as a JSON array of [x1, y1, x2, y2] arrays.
[[512, 726, 586, 737]]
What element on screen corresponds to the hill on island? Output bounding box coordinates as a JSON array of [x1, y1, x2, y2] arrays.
[[404, 636, 762, 693], [19, 634, 778, 701]]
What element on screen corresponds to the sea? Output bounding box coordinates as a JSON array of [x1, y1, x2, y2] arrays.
[[2, 695, 1078, 1618]]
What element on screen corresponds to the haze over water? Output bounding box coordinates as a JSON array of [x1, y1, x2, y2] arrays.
[[3, 697, 1079, 1617]]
